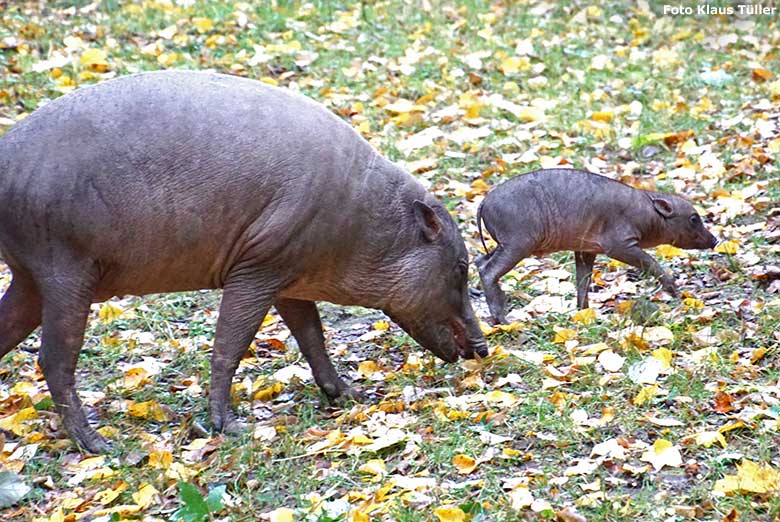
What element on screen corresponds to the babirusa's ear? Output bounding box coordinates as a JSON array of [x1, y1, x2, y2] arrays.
[[412, 200, 442, 242], [652, 196, 674, 218]]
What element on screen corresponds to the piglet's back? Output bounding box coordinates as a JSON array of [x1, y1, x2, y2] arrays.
[[481, 169, 644, 254]]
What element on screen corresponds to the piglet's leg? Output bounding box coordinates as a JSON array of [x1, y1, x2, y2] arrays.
[[574, 252, 596, 309], [604, 244, 678, 297], [478, 244, 531, 325], [275, 298, 357, 401]]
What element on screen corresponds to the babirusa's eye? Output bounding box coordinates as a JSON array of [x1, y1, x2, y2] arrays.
[[690, 214, 701, 225]]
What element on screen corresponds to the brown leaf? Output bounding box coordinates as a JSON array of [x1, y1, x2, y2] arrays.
[[752, 68, 772, 82], [556, 507, 587, 522], [713, 391, 734, 413], [663, 129, 694, 147]]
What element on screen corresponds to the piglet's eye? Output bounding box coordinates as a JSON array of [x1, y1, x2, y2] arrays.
[[690, 215, 701, 224]]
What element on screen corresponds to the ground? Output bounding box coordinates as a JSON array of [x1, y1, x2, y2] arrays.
[[0, 1, 779, 521]]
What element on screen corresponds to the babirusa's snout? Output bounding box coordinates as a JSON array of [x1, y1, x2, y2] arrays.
[[455, 306, 489, 359]]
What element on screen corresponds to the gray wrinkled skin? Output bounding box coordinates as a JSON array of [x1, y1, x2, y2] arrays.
[[476, 169, 718, 324], [0, 71, 487, 453]]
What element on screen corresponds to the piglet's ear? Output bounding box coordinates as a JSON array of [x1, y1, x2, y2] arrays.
[[652, 196, 674, 219], [412, 200, 442, 242]]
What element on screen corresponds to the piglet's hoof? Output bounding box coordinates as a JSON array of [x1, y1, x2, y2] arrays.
[[221, 417, 249, 435], [211, 411, 248, 435], [489, 314, 508, 326], [327, 386, 366, 406], [660, 276, 679, 297]]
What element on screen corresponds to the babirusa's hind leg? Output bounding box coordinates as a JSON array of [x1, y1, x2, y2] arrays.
[[477, 244, 529, 324], [0, 271, 42, 359], [38, 269, 107, 453]]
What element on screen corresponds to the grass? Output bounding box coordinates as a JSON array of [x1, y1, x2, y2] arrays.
[[1, 0, 780, 521]]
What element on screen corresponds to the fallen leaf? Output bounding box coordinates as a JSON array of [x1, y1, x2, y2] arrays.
[[571, 308, 596, 325], [268, 507, 295, 522], [132, 483, 159, 509], [452, 454, 478, 474], [553, 328, 577, 343], [714, 459, 780, 494], [640, 439, 682, 471], [695, 431, 727, 448], [715, 240, 739, 254], [0, 471, 31, 508], [433, 506, 467, 522], [598, 350, 625, 373]]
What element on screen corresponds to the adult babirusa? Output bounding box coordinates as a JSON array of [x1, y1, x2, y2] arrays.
[[0, 71, 488, 452]]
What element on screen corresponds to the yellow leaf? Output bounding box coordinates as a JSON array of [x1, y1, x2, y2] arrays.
[[482, 390, 519, 407], [470, 178, 490, 195], [148, 450, 172, 469], [99, 302, 124, 323], [269, 507, 295, 522], [260, 77, 279, 86], [591, 111, 614, 122], [714, 459, 780, 494], [433, 506, 467, 522], [372, 320, 390, 331], [503, 448, 523, 457], [572, 308, 596, 325], [358, 458, 386, 476], [127, 400, 170, 422], [357, 360, 381, 378], [715, 240, 738, 254], [123, 367, 149, 389], [132, 483, 159, 509], [92, 504, 143, 517], [655, 244, 688, 258], [500, 56, 529, 75], [165, 462, 198, 482], [719, 420, 746, 433], [682, 298, 704, 311], [695, 431, 726, 448], [651, 347, 674, 369], [452, 454, 478, 474], [770, 79, 780, 98], [94, 482, 127, 505], [0, 407, 38, 436], [254, 382, 284, 402], [192, 17, 214, 33], [750, 347, 767, 364], [157, 53, 177, 66], [632, 384, 658, 405], [553, 328, 577, 343], [61, 497, 86, 509], [49, 508, 65, 522], [641, 438, 682, 471], [80, 48, 109, 71]]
